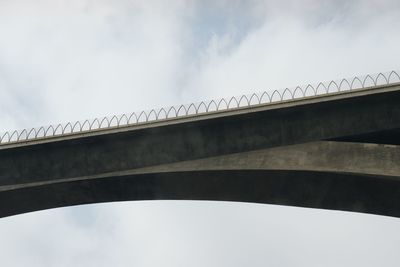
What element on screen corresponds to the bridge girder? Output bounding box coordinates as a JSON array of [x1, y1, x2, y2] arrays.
[[1, 84, 400, 218], [1, 141, 399, 218]]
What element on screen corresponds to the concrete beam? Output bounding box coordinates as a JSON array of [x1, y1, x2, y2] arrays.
[[127, 141, 400, 178], [1, 141, 400, 218], [2, 82, 400, 149]]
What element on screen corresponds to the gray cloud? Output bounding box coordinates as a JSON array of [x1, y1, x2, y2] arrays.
[[1, 202, 400, 266], [182, 0, 400, 101], [0, 1, 400, 266]]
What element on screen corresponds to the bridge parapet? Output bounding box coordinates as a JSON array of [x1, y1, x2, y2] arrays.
[[1, 71, 399, 146]]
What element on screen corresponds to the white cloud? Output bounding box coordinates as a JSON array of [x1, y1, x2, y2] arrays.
[[183, 0, 400, 100], [1, 1, 400, 266], [1, 202, 400, 267], [0, 0, 188, 129]]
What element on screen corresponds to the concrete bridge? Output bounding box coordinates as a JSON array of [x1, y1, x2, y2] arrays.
[[1, 78, 400, 218]]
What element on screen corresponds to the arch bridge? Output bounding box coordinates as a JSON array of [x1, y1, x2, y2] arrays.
[[1, 73, 400, 218]]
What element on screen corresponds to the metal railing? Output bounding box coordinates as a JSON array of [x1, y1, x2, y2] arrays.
[[1, 70, 399, 145]]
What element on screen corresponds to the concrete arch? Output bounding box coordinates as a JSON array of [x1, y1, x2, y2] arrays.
[[1, 141, 400, 218], [1, 84, 400, 218], [1, 170, 399, 218]]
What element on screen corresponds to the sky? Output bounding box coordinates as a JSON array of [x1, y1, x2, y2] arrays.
[[0, 0, 400, 266]]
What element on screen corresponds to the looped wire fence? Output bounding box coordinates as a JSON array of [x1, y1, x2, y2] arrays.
[[1, 70, 400, 145]]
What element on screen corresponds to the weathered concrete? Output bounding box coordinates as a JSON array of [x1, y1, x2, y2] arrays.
[[4, 141, 399, 191], [0, 84, 400, 218], [1, 170, 400, 218], [127, 141, 400, 177]]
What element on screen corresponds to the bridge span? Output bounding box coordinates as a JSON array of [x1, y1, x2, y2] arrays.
[[1, 74, 400, 218]]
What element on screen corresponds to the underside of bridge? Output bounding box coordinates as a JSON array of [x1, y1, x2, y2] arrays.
[[0, 84, 400, 218]]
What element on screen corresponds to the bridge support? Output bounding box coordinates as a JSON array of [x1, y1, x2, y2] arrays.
[[1, 141, 399, 218], [1, 84, 400, 218]]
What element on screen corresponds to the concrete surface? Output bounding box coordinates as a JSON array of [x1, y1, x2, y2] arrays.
[[0, 84, 400, 218]]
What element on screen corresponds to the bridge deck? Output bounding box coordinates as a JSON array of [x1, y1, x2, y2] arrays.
[[1, 72, 399, 148]]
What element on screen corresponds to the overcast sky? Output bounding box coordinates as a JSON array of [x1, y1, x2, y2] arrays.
[[1, 0, 400, 266]]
